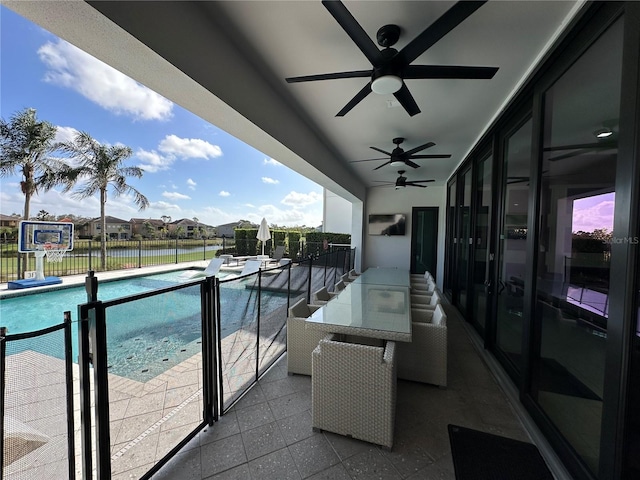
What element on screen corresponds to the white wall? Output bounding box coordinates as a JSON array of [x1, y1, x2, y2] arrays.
[[323, 189, 353, 234], [363, 185, 446, 288]]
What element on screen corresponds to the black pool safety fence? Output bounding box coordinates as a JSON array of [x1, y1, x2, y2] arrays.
[[1, 248, 353, 480]]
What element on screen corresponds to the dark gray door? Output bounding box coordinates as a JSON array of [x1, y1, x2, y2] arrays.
[[410, 207, 438, 278]]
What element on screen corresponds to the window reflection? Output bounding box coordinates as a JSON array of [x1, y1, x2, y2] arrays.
[[532, 17, 623, 474]]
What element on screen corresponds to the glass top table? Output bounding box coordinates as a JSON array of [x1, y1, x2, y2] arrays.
[[306, 270, 412, 342], [351, 267, 411, 287]]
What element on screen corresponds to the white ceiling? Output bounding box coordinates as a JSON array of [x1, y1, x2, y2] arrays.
[[6, 0, 585, 199]]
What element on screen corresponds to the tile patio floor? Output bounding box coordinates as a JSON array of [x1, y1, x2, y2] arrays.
[[148, 303, 540, 480]]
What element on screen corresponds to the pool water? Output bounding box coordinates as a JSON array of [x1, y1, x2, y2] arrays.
[[1, 269, 289, 382]]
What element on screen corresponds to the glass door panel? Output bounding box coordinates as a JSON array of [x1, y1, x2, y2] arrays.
[[471, 153, 492, 333], [495, 117, 532, 374], [444, 181, 457, 299], [531, 18, 623, 475], [457, 167, 472, 316]]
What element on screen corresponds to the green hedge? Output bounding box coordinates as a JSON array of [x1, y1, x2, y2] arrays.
[[287, 232, 301, 259]]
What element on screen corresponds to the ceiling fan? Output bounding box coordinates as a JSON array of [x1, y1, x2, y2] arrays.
[[374, 170, 435, 189], [285, 0, 498, 117], [350, 137, 451, 171]]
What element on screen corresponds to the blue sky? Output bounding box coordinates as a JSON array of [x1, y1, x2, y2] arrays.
[[0, 6, 323, 228]]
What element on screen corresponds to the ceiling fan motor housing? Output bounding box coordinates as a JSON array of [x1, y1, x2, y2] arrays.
[[376, 24, 401, 48]]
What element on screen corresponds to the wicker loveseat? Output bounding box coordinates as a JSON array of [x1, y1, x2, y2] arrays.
[[311, 334, 397, 449], [286, 298, 324, 376], [397, 304, 447, 387]]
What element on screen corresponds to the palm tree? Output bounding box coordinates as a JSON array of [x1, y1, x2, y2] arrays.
[[0, 108, 62, 220], [58, 131, 149, 270], [0, 108, 66, 276]]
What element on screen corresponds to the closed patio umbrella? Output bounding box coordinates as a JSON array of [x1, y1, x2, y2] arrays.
[[257, 217, 271, 257]]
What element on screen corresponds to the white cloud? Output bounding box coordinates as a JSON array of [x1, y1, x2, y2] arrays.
[[159, 135, 222, 159], [54, 125, 79, 144], [137, 135, 222, 173], [149, 201, 181, 211], [187, 178, 197, 190], [263, 158, 282, 166], [281, 191, 322, 207], [219, 191, 230, 197], [162, 191, 191, 200], [38, 39, 173, 121], [572, 200, 615, 233], [137, 149, 169, 173], [262, 177, 279, 185]]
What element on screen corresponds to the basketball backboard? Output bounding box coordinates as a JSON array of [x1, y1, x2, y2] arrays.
[[18, 221, 74, 253]]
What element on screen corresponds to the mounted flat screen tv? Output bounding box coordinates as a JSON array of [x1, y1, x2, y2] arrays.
[[368, 214, 406, 236]]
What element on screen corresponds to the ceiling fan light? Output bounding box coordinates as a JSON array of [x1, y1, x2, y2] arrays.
[[371, 75, 403, 95], [389, 158, 404, 166], [594, 127, 613, 138]]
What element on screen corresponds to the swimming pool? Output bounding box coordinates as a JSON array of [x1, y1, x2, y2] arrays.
[[1, 269, 289, 382]]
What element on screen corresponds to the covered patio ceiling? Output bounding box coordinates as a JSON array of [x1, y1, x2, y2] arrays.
[[6, 1, 585, 201]]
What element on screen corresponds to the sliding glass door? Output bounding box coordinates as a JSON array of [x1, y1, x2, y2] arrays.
[[456, 167, 473, 316], [494, 116, 532, 377], [470, 152, 492, 333], [530, 17, 623, 475]]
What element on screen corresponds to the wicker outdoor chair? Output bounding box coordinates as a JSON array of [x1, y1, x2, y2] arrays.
[[334, 280, 347, 292], [411, 290, 441, 309], [410, 271, 434, 286], [411, 277, 436, 294], [286, 298, 324, 376], [311, 333, 397, 449], [397, 304, 447, 387], [311, 286, 339, 306]]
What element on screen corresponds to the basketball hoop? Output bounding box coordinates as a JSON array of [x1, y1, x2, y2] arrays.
[[43, 243, 67, 263]]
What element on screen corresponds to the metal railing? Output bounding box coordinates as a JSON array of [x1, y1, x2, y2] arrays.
[[1, 248, 354, 479]]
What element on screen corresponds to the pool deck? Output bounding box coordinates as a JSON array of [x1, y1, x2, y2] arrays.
[[2, 260, 285, 479], [0, 260, 247, 298]]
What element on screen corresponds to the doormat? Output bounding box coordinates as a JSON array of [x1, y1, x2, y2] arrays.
[[448, 424, 554, 480]]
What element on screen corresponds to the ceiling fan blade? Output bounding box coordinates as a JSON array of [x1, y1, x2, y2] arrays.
[[409, 179, 436, 183], [322, 0, 382, 65], [349, 157, 388, 163], [410, 154, 452, 159], [286, 70, 372, 83], [336, 83, 372, 116], [406, 183, 428, 188], [403, 141, 435, 156], [393, 84, 420, 116], [373, 160, 392, 171], [543, 140, 616, 152], [404, 159, 421, 169], [399, 1, 487, 65], [404, 65, 498, 80], [370, 146, 393, 156]]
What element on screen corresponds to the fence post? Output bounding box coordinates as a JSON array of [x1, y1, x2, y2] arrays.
[[85, 270, 98, 302], [89, 302, 111, 480], [307, 256, 313, 304], [0, 327, 6, 477], [175, 238, 179, 264], [138, 240, 142, 268], [203, 238, 206, 260], [63, 312, 76, 480], [88, 240, 93, 272], [78, 305, 93, 480], [256, 268, 262, 381]]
